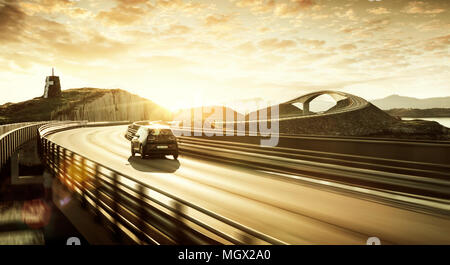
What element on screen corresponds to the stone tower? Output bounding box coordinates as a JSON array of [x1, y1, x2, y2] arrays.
[[43, 68, 61, 98]]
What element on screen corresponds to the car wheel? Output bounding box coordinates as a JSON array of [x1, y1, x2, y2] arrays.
[[173, 154, 178, 160]]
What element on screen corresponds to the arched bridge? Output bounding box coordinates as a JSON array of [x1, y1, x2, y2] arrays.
[[283, 90, 369, 116]]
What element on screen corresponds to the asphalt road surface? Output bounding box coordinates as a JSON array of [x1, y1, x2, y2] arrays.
[[47, 125, 450, 244]]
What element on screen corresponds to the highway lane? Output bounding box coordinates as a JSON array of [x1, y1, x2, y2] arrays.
[[47, 125, 450, 244]]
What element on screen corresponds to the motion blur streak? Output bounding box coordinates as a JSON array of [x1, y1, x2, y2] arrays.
[[47, 125, 450, 244]]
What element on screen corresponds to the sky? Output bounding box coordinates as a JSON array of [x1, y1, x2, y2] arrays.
[[0, 0, 449, 111]]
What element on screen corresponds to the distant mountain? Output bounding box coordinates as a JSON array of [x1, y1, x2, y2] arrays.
[[370, 95, 450, 110], [385, 108, 450, 118]]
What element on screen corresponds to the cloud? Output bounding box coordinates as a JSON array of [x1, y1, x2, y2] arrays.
[[1, 0, 450, 107], [0, 1, 27, 43], [402, 1, 446, 14], [423, 34, 450, 51], [96, 0, 153, 26], [298, 52, 333, 62], [137, 55, 195, 70], [232, 0, 315, 17], [0, 1, 131, 64], [298, 39, 326, 49], [339, 43, 357, 50], [416, 19, 450, 32], [235, 41, 257, 54], [335, 8, 356, 21], [17, 0, 92, 18], [18, 0, 74, 14], [204, 14, 235, 26], [275, 0, 315, 17], [367, 7, 390, 15], [163, 24, 191, 35], [50, 33, 130, 62], [339, 18, 391, 37], [258, 38, 297, 50], [156, 0, 208, 13]]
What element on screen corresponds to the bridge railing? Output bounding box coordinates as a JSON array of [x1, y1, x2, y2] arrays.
[[0, 122, 51, 173], [0, 122, 45, 136], [39, 122, 285, 245]]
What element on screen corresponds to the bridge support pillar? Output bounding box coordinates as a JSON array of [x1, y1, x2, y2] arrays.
[[10, 152, 19, 181], [303, 102, 310, 115]]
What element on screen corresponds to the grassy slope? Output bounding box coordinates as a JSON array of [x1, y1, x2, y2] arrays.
[[0, 88, 123, 125]]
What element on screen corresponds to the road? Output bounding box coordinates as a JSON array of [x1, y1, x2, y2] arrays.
[[47, 125, 450, 244]]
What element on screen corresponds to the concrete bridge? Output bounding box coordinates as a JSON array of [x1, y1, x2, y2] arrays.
[[283, 90, 368, 116]]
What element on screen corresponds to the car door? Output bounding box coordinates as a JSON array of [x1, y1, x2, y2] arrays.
[[132, 127, 146, 150], [138, 127, 149, 148]]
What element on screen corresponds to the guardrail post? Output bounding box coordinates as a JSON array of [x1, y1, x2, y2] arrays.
[[51, 143, 55, 174], [36, 134, 42, 165], [93, 164, 102, 223], [6, 135, 10, 159], [111, 172, 122, 240], [45, 139, 49, 169], [80, 157, 87, 208], [1, 139, 4, 169], [62, 148, 67, 183], [56, 145, 61, 178], [172, 201, 187, 243], [137, 184, 148, 244], [69, 152, 75, 190]]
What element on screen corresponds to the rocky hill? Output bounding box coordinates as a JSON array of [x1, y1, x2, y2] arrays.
[[0, 88, 171, 125], [248, 102, 449, 139]]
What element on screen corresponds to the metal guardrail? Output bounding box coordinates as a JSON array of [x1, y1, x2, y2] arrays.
[[0, 122, 50, 173], [39, 122, 285, 245], [0, 122, 45, 137], [38, 121, 450, 244]]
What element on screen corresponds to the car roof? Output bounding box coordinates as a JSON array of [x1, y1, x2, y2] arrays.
[[142, 124, 171, 130]]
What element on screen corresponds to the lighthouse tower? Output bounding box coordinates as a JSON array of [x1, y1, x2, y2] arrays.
[[43, 68, 61, 98]]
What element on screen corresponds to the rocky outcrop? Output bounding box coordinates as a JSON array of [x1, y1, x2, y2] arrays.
[[274, 103, 398, 136], [248, 103, 449, 139], [50, 89, 171, 122], [380, 119, 449, 139], [1, 88, 171, 124]]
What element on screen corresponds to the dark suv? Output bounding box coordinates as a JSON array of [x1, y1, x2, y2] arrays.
[[131, 125, 179, 159]]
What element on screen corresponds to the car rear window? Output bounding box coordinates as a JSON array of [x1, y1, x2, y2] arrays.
[[149, 129, 173, 136]]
